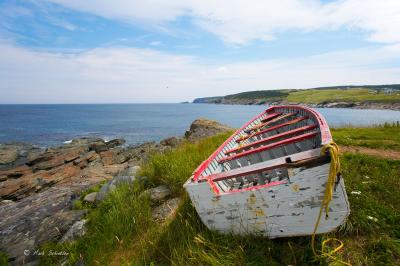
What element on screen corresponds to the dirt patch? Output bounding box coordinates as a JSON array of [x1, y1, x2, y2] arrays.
[[340, 145, 400, 160]]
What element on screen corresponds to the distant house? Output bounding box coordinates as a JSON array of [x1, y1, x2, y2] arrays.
[[382, 88, 394, 94]]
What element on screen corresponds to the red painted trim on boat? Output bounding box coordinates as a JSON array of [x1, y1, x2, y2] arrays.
[[267, 105, 332, 144], [245, 112, 284, 131], [238, 112, 295, 141], [225, 124, 317, 155], [224, 180, 287, 194], [207, 176, 221, 194], [241, 115, 309, 142], [192, 109, 268, 182], [218, 131, 318, 164], [260, 112, 282, 123]]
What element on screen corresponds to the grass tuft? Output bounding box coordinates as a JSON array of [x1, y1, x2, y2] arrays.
[[0, 252, 8, 266]]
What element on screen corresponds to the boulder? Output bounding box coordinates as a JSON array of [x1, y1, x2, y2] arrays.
[[184, 118, 233, 141], [96, 174, 136, 202], [152, 197, 181, 222], [88, 141, 108, 153], [121, 142, 159, 163], [106, 138, 126, 149], [103, 163, 129, 175], [83, 192, 98, 203], [160, 136, 183, 147], [0, 145, 19, 165], [59, 219, 87, 243], [142, 185, 172, 203]]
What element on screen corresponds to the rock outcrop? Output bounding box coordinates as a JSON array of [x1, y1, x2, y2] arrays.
[[184, 118, 233, 141], [0, 137, 158, 265]]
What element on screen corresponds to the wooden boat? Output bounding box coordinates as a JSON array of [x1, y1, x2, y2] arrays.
[[183, 105, 350, 238]]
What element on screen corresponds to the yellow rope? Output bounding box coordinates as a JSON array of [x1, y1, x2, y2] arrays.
[[311, 142, 351, 266]]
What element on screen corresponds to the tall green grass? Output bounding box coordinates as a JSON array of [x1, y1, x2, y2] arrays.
[[0, 252, 8, 266], [140, 131, 233, 194], [40, 182, 152, 265]]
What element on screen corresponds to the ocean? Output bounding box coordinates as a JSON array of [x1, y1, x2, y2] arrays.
[[0, 104, 399, 147]]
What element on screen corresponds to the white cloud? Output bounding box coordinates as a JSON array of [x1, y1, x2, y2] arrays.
[[1, 41, 399, 103], [44, 0, 400, 44]]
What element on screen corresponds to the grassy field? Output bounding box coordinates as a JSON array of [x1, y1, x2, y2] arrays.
[[286, 88, 400, 104], [332, 123, 400, 151], [37, 127, 400, 266]]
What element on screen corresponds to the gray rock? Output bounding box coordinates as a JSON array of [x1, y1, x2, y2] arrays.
[[59, 219, 87, 243], [184, 118, 233, 141], [83, 192, 98, 203], [0, 199, 14, 205], [96, 175, 136, 202], [70, 137, 103, 146], [89, 141, 108, 153], [152, 197, 181, 222], [142, 185, 172, 203], [106, 138, 126, 149], [160, 136, 183, 147], [0, 145, 19, 165], [121, 142, 159, 163]]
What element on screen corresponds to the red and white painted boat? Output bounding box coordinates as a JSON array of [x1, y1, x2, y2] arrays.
[[184, 105, 350, 238]]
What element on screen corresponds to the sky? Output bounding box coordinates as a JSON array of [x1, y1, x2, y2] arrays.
[[0, 0, 400, 103]]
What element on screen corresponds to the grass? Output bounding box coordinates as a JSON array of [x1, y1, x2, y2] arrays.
[[286, 88, 400, 104], [140, 131, 233, 194], [0, 252, 8, 266], [40, 182, 152, 265], [38, 128, 400, 265], [72, 180, 107, 210], [332, 123, 400, 151]]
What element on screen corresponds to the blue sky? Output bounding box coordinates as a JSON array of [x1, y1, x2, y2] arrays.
[[1, 0, 400, 103]]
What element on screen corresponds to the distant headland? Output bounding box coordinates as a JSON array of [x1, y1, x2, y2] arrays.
[[193, 84, 400, 111]]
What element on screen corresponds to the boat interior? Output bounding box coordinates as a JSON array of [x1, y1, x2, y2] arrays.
[[194, 106, 328, 194]]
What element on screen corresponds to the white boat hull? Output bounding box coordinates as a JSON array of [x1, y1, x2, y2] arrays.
[[185, 163, 349, 237]]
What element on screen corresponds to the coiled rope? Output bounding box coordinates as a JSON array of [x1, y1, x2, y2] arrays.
[[311, 142, 351, 266]]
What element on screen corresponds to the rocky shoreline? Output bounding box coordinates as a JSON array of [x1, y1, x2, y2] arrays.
[[0, 118, 232, 265]]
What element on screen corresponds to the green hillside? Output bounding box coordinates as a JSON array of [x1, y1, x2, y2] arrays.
[[193, 84, 400, 106]]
